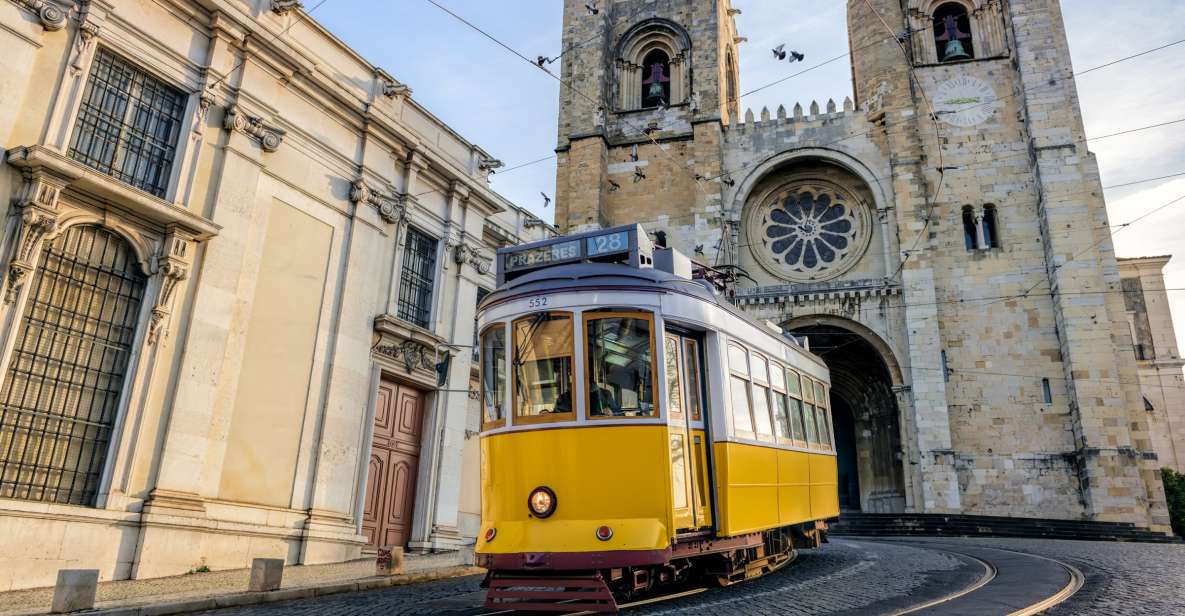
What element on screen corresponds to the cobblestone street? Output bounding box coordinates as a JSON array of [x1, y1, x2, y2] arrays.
[[187, 537, 1185, 615]]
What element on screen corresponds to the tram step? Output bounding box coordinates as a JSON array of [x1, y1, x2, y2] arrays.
[[485, 571, 618, 612]]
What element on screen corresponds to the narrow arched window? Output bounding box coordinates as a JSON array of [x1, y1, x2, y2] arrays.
[[641, 49, 672, 108], [982, 205, 999, 248], [0, 225, 147, 505], [934, 3, 974, 62], [962, 206, 977, 250]]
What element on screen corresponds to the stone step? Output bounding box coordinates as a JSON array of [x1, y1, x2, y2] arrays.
[[829, 513, 1180, 543]]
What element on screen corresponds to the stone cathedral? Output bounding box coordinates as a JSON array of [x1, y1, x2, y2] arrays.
[[552, 0, 1179, 531]]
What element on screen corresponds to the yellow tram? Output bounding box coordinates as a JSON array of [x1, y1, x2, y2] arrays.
[[475, 225, 839, 612]]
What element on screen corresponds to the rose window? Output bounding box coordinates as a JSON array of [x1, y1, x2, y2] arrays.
[[747, 182, 872, 281]]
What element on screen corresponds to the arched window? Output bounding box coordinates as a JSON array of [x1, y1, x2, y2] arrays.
[[982, 205, 999, 248], [934, 3, 974, 62], [641, 49, 672, 108], [615, 19, 690, 110], [0, 225, 147, 505], [962, 206, 977, 250]]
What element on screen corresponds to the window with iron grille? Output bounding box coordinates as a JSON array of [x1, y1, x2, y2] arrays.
[[397, 228, 438, 329], [68, 48, 187, 199], [0, 225, 147, 506]]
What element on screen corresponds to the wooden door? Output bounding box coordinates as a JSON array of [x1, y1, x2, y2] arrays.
[[362, 379, 425, 549]]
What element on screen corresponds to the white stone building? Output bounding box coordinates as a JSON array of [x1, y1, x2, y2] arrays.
[[1119, 256, 1185, 472], [0, 0, 551, 590]]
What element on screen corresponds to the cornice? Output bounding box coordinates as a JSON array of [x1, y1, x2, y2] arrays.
[[5, 145, 221, 239]]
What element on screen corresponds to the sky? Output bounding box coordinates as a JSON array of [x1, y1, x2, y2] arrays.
[[312, 1, 1185, 353]]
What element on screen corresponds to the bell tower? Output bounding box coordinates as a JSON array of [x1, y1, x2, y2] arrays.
[[553, 0, 741, 254]]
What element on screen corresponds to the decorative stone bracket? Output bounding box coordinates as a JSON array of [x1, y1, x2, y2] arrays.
[[223, 104, 285, 152], [270, 0, 302, 15], [478, 156, 503, 179], [147, 227, 195, 344], [453, 242, 492, 275], [10, 0, 67, 31], [68, 21, 99, 75], [350, 179, 410, 225], [4, 168, 68, 304], [192, 92, 215, 138]]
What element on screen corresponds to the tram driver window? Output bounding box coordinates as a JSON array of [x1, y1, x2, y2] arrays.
[[481, 325, 507, 427], [513, 313, 575, 421], [585, 313, 656, 418]]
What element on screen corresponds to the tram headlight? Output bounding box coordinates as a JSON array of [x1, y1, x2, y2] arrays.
[[528, 486, 557, 518]]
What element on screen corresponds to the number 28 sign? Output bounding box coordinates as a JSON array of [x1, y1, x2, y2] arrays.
[[586, 231, 628, 257]]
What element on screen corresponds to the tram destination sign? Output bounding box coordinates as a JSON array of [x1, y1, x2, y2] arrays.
[[505, 239, 581, 271], [497, 224, 652, 285]]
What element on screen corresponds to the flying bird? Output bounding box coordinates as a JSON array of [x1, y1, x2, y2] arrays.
[[585, 2, 598, 15], [633, 167, 646, 183], [540, 192, 551, 208], [772, 44, 786, 61], [788, 50, 805, 63]]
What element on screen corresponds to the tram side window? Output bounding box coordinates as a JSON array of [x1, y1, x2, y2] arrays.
[[801, 373, 819, 445], [513, 313, 575, 421], [814, 381, 832, 449], [749, 354, 775, 442], [786, 369, 807, 445], [586, 313, 656, 418], [481, 325, 506, 427], [771, 362, 792, 443], [727, 344, 755, 438]]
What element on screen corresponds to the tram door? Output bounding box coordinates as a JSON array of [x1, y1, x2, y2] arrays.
[[664, 331, 711, 531]]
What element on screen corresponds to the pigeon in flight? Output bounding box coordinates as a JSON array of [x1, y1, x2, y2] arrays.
[[788, 50, 805, 63], [540, 192, 551, 208], [585, 2, 598, 15], [772, 44, 786, 60], [633, 167, 647, 183]]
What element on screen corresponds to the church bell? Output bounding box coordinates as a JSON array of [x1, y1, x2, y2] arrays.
[[942, 39, 971, 62]]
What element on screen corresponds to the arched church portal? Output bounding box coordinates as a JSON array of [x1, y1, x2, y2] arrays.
[[788, 321, 907, 513]]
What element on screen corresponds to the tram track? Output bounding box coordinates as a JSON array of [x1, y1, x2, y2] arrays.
[[468, 538, 1084, 615]]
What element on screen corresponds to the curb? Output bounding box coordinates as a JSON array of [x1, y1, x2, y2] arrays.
[[47, 566, 484, 616]]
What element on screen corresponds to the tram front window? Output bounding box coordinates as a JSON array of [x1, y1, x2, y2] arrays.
[[586, 313, 655, 417], [513, 313, 575, 420]]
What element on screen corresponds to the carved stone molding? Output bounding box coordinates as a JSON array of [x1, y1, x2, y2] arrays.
[[270, 0, 302, 15], [10, 0, 67, 31], [68, 21, 99, 75], [147, 227, 195, 344], [372, 314, 444, 388], [5, 167, 68, 304], [349, 179, 409, 225], [453, 242, 491, 276], [223, 104, 285, 152], [373, 340, 434, 374]]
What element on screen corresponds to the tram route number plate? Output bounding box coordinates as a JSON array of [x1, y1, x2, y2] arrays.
[[526, 297, 549, 309], [506, 239, 581, 271], [586, 230, 628, 257]]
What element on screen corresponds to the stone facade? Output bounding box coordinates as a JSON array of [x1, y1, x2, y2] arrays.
[[553, 0, 1173, 530], [0, 0, 550, 591], [1118, 256, 1185, 472]]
